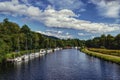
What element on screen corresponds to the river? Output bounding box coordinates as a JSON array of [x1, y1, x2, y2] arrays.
[[0, 49, 120, 80]]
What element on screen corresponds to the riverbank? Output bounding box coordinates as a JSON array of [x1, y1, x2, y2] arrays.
[[81, 48, 120, 64], [3, 49, 120, 80], [0, 48, 62, 63], [88, 48, 120, 56]]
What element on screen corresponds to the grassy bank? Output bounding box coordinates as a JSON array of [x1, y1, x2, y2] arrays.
[[81, 48, 120, 64], [0, 49, 40, 63], [88, 48, 120, 56]]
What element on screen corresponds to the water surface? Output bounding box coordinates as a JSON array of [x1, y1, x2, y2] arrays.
[[0, 49, 120, 80]]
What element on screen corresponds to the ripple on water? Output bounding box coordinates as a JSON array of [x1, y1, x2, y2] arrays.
[[0, 49, 120, 80]]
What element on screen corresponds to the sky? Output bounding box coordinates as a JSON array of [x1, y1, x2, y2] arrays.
[[0, 0, 120, 40]]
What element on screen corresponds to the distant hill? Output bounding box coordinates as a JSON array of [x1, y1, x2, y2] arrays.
[[43, 34, 60, 40]]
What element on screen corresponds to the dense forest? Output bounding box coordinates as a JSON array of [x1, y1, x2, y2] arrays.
[[85, 34, 120, 49], [0, 18, 84, 62]]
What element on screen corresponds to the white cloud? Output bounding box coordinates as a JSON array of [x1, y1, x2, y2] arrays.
[[41, 8, 120, 33], [78, 33, 93, 36], [38, 6, 120, 33], [36, 30, 73, 39], [0, 0, 41, 17], [91, 0, 120, 18], [66, 32, 69, 35], [0, 0, 119, 33], [45, 29, 63, 34], [58, 31, 63, 34]]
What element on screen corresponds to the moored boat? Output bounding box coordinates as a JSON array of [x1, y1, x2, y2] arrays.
[[14, 57, 22, 62]]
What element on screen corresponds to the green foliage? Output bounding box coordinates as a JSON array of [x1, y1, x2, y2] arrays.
[[0, 18, 20, 35], [85, 34, 120, 49], [20, 24, 30, 34]]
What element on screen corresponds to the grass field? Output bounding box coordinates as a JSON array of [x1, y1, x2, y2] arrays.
[[81, 48, 120, 64], [88, 48, 120, 57]]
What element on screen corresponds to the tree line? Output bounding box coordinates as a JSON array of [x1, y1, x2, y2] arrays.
[[85, 34, 120, 49]]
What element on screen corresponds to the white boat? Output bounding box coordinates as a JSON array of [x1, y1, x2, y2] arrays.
[[54, 48, 57, 51], [75, 46, 78, 49], [40, 49, 46, 54], [14, 57, 22, 62], [29, 53, 35, 59], [34, 52, 40, 57], [47, 49, 53, 53], [40, 53, 45, 56], [54, 47, 61, 51], [22, 54, 29, 61]]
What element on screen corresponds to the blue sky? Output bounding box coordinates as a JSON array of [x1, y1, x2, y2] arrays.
[[0, 0, 120, 40]]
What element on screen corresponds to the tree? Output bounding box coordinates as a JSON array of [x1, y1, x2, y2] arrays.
[[32, 33, 39, 49], [115, 34, 120, 49], [3, 18, 9, 23], [0, 39, 6, 54], [106, 34, 114, 49], [20, 24, 31, 34], [99, 34, 106, 48]]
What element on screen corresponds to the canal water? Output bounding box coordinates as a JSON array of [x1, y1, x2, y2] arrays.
[[0, 49, 120, 80]]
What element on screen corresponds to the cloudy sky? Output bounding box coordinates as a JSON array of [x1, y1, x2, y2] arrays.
[[0, 0, 120, 39]]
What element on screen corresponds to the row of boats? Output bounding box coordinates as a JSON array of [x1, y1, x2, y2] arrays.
[[7, 48, 62, 63]]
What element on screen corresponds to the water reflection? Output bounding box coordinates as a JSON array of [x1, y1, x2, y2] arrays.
[[0, 49, 120, 80]]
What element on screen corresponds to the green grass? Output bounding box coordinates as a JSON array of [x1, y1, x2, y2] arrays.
[[81, 48, 120, 64], [88, 48, 120, 56], [0, 49, 40, 63]]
